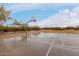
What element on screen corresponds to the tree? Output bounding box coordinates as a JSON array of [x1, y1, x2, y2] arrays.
[[13, 19, 19, 26], [12, 19, 25, 27], [12, 19, 26, 31], [0, 5, 10, 25]]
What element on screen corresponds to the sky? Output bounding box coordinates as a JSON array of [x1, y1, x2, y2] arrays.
[[1, 3, 79, 27]]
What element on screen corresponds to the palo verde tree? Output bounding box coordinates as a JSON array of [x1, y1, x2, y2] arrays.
[[0, 5, 10, 25]]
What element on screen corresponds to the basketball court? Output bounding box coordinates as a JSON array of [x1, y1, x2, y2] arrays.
[[0, 32, 79, 56]]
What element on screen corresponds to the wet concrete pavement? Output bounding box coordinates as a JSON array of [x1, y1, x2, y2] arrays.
[[0, 32, 79, 56]]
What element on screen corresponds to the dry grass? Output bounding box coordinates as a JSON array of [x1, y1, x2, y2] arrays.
[[41, 30, 79, 34]]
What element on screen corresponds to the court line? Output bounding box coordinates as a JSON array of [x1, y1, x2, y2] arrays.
[[46, 37, 79, 56], [45, 39, 54, 56], [59, 38, 79, 51], [60, 39, 79, 49], [54, 45, 79, 52], [55, 38, 79, 52], [64, 46, 79, 49], [61, 38, 64, 46]]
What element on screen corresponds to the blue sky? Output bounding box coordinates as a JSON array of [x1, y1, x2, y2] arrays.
[[1, 3, 79, 27]]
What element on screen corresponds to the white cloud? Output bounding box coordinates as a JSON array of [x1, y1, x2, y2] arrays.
[[29, 6, 79, 27], [9, 3, 40, 13], [9, 3, 53, 14], [10, 3, 76, 14]]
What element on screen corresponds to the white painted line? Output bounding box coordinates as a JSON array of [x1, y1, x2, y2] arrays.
[[63, 46, 79, 51], [61, 39, 64, 46], [46, 40, 54, 56], [54, 45, 79, 52], [64, 46, 79, 49]]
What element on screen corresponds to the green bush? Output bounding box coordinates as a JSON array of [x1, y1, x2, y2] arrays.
[[0, 25, 5, 31], [30, 26, 40, 30]]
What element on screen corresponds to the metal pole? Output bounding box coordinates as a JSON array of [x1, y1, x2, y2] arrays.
[[22, 16, 36, 40], [22, 22, 28, 40], [14, 20, 16, 40], [25, 23, 28, 39]]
